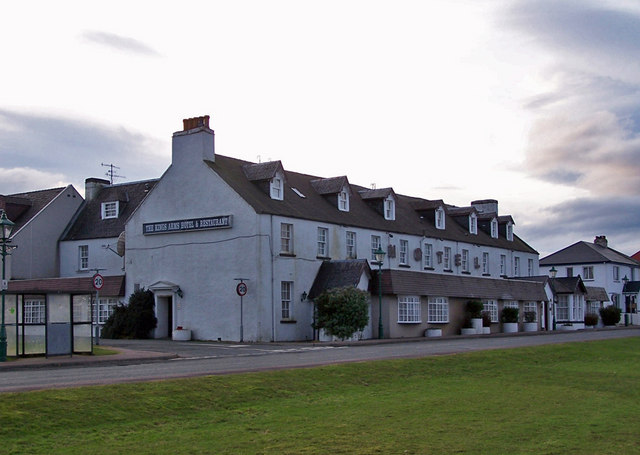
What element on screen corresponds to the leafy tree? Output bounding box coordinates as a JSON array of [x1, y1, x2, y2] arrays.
[[101, 289, 157, 339], [599, 305, 621, 326], [313, 286, 369, 340]]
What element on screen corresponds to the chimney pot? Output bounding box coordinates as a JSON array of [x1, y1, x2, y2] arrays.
[[594, 235, 608, 248], [183, 115, 210, 131]]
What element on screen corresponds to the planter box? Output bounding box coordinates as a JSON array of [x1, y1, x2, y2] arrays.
[[461, 328, 476, 335], [523, 322, 537, 332], [559, 324, 576, 331], [482, 327, 491, 335], [471, 318, 483, 334], [502, 322, 518, 333], [425, 328, 442, 338], [172, 329, 192, 341]]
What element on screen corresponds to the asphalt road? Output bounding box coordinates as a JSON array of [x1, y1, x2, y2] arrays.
[[2, 328, 639, 393]]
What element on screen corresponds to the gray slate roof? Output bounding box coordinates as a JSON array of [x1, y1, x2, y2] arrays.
[[540, 241, 639, 267], [207, 155, 538, 254], [0, 187, 68, 233], [548, 277, 587, 294], [377, 269, 548, 301], [586, 286, 609, 302], [308, 259, 371, 299], [62, 179, 157, 240], [623, 281, 640, 293]]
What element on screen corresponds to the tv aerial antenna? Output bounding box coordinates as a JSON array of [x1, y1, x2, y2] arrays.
[[101, 163, 126, 184]]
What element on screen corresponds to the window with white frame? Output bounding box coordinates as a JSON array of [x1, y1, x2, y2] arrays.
[[500, 255, 507, 276], [469, 213, 477, 235], [524, 302, 537, 321], [557, 295, 569, 321], [399, 240, 409, 265], [338, 189, 349, 212], [613, 266, 620, 281], [506, 223, 513, 241], [427, 297, 449, 323], [281, 281, 293, 320], [24, 298, 46, 324], [92, 297, 118, 324], [484, 300, 498, 322], [101, 201, 119, 219], [371, 235, 381, 261], [346, 231, 356, 258], [461, 249, 469, 272], [491, 219, 498, 238], [384, 196, 395, 220], [573, 294, 584, 321], [270, 176, 283, 200], [317, 227, 328, 257], [482, 252, 490, 275], [443, 247, 452, 270], [435, 207, 445, 230], [280, 223, 293, 254], [587, 301, 601, 315], [79, 245, 89, 270], [398, 296, 421, 323], [528, 259, 534, 277], [514, 257, 520, 277], [424, 243, 433, 268], [583, 266, 594, 280]]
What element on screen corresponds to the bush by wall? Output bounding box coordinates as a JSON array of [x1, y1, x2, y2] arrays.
[[599, 305, 621, 326], [313, 286, 369, 340], [101, 289, 158, 339]]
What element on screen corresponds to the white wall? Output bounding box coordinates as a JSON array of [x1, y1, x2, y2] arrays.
[[59, 238, 124, 277]]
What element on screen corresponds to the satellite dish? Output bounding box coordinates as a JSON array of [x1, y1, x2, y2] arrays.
[[116, 231, 126, 257]]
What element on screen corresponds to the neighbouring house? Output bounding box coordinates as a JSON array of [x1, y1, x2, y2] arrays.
[[540, 236, 640, 324], [124, 115, 547, 341]]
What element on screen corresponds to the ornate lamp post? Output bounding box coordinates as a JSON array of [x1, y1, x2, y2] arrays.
[[374, 246, 386, 339], [0, 210, 15, 362], [549, 266, 557, 331]]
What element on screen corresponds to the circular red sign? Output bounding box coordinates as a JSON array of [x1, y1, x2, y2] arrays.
[[93, 273, 104, 290], [236, 282, 247, 296]]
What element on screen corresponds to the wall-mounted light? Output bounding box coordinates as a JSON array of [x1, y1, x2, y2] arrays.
[[549, 266, 557, 278], [301, 291, 308, 302], [176, 287, 184, 298]]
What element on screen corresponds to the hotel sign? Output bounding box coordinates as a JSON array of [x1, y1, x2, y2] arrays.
[[143, 215, 233, 235]]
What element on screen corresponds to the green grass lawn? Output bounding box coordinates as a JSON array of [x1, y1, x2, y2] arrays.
[[1, 338, 639, 454]]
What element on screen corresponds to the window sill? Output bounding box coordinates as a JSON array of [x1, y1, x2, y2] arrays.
[[461, 271, 470, 275], [279, 253, 296, 258], [427, 321, 449, 325], [399, 264, 411, 268], [423, 267, 434, 271], [317, 256, 332, 260], [482, 273, 491, 277], [280, 319, 297, 324], [397, 320, 422, 324], [443, 269, 453, 273]]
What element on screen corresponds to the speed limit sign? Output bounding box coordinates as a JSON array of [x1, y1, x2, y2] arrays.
[[93, 273, 104, 290], [236, 282, 247, 296]]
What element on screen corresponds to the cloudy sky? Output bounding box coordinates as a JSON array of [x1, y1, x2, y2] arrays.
[[1, 0, 638, 257]]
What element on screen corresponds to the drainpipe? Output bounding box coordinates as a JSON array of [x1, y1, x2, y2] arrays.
[[270, 214, 276, 342]]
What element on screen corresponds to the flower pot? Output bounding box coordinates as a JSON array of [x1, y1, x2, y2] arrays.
[[461, 328, 476, 335], [172, 328, 192, 341], [425, 328, 442, 337], [502, 322, 518, 333], [523, 322, 537, 332]]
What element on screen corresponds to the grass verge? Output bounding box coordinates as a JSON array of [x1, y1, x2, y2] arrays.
[[1, 338, 639, 454]]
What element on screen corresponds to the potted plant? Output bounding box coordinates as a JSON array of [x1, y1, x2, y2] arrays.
[[465, 300, 485, 334], [481, 310, 492, 334], [500, 307, 519, 333], [584, 313, 599, 328], [460, 315, 476, 335], [523, 311, 537, 332], [425, 327, 442, 337]]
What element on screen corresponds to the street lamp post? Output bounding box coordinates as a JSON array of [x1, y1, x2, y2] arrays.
[[0, 211, 15, 362], [549, 266, 557, 331], [374, 246, 386, 339]]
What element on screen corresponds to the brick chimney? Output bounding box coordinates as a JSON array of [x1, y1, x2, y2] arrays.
[[85, 178, 110, 201], [594, 235, 608, 248], [172, 115, 215, 166]]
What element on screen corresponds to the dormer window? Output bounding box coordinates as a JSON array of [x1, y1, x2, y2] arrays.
[[101, 201, 119, 219], [469, 213, 477, 235], [435, 207, 445, 230], [384, 196, 395, 220], [338, 188, 349, 212], [490, 218, 498, 238], [270, 175, 284, 200], [506, 223, 513, 241]]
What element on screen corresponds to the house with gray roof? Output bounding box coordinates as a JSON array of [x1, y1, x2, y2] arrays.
[[540, 236, 640, 324], [124, 115, 548, 342]]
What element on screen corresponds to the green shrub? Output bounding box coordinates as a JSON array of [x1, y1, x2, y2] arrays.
[[481, 311, 492, 327], [524, 311, 536, 323], [101, 289, 157, 339], [599, 305, 621, 326], [465, 300, 484, 319], [584, 313, 599, 326], [500, 307, 519, 323], [313, 286, 369, 340]]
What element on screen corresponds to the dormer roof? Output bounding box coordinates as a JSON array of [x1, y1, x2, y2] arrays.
[[310, 176, 349, 195], [498, 215, 515, 225], [242, 160, 285, 182], [359, 187, 395, 201], [411, 199, 445, 213], [447, 206, 478, 217]]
